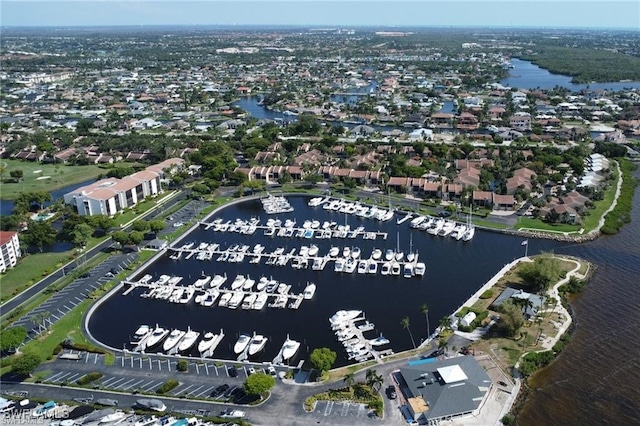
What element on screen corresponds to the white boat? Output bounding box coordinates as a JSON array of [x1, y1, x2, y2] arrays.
[[243, 276, 256, 291], [198, 332, 217, 353], [273, 335, 300, 364], [410, 215, 426, 228], [248, 334, 268, 356], [303, 282, 316, 299], [328, 246, 339, 257], [403, 262, 414, 278], [342, 246, 351, 258], [308, 244, 319, 257], [252, 292, 269, 310], [130, 325, 151, 346], [371, 248, 382, 260], [334, 258, 345, 272], [178, 327, 200, 352], [193, 275, 211, 288], [329, 310, 362, 326], [200, 290, 220, 307], [163, 329, 186, 352], [256, 276, 269, 291], [381, 262, 391, 276], [211, 273, 227, 287], [395, 251, 404, 261], [233, 334, 251, 354], [178, 287, 195, 304], [437, 220, 456, 237], [227, 291, 244, 309], [218, 292, 232, 307], [391, 262, 401, 276], [385, 249, 394, 261], [99, 411, 126, 424], [369, 335, 390, 346], [344, 257, 357, 273], [242, 293, 257, 309], [351, 247, 361, 259], [357, 259, 368, 274], [145, 325, 169, 348], [415, 262, 426, 276], [230, 274, 246, 290]]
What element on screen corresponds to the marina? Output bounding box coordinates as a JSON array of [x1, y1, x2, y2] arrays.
[[89, 195, 563, 367]]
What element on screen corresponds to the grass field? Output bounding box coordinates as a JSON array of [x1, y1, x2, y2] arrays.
[[516, 217, 580, 233], [0, 159, 126, 200]]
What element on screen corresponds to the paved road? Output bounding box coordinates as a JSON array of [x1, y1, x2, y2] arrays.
[[0, 192, 187, 318]]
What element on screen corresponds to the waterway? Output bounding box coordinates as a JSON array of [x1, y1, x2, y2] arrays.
[[500, 58, 640, 92], [0, 179, 96, 217], [517, 167, 640, 424], [88, 195, 564, 367]]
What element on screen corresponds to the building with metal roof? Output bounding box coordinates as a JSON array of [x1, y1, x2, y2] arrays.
[[393, 355, 492, 424]]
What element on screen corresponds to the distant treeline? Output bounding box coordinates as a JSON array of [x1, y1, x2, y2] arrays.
[[518, 47, 640, 84]]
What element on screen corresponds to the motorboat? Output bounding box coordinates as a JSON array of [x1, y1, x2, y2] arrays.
[[178, 327, 200, 352], [193, 275, 211, 288], [385, 249, 394, 261], [99, 410, 126, 424], [243, 275, 255, 291], [252, 292, 268, 310], [368, 261, 378, 274], [342, 246, 351, 258], [329, 310, 362, 326], [200, 290, 220, 307], [381, 262, 391, 276], [218, 292, 232, 307], [403, 262, 415, 278], [163, 329, 186, 352], [410, 215, 426, 228], [211, 273, 227, 288], [242, 293, 257, 310], [344, 257, 357, 273], [178, 287, 195, 304], [256, 276, 269, 291], [274, 335, 300, 364], [357, 259, 368, 274], [328, 246, 340, 257], [415, 262, 426, 276], [450, 223, 466, 240], [234, 334, 251, 354], [351, 247, 361, 259], [371, 248, 382, 260], [248, 334, 268, 356], [334, 258, 345, 272], [145, 325, 169, 348], [437, 220, 456, 237], [230, 274, 246, 290], [308, 244, 319, 257], [227, 292, 244, 309], [391, 262, 401, 276], [198, 332, 217, 353], [130, 325, 152, 346], [303, 282, 316, 299]]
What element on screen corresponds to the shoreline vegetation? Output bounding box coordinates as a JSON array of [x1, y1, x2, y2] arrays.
[[517, 47, 640, 84]]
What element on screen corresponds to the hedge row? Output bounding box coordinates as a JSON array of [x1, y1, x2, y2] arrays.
[[157, 379, 179, 394], [77, 372, 103, 385]]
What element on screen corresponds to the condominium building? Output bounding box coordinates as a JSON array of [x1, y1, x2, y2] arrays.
[[0, 231, 22, 273]]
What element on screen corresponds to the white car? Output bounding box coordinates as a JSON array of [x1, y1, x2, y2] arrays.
[[220, 409, 245, 418], [173, 221, 184, 228]]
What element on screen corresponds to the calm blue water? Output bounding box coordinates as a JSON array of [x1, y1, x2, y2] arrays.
[[0, 179, 96, 216], [88, 195, 564, 367], [501, 58, 640, 91]]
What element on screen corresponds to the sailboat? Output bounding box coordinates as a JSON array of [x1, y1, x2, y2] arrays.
[[462, 204, 476, 242], [406, 234, 415, 262]]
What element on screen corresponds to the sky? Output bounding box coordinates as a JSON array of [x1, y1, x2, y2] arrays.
[[2, 0, 639, 29]]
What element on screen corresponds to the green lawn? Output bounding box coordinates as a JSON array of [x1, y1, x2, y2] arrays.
[[516, 217, 580, 233], [0, 251, 76, 302], [0, 159, 122, 200], [474, 219, 509, 230]]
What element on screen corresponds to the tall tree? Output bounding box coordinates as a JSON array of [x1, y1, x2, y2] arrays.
[[309, 347, 337, 374], [421, 303, 431, 339], [71, 223, 93, 248], [23, 220, 56, 252], [343, 372, 355, 389], [401, 317, 416, 349]]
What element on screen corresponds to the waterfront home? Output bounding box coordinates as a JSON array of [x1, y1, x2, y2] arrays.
[[0, 231, 21, 273]]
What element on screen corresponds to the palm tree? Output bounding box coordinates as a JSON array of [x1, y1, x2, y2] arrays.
[[438, 337, 448, 355], [366, 369, 384, 392], [401, 316, 416, 349], [438, 316, 452, 333], [420, 303, 430, 340], [343, 372, 355, 389]]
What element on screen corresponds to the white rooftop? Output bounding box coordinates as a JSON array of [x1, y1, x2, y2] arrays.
[[438, 365, 468, 384]]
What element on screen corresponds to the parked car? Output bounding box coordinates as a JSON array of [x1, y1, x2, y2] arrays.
[[212, 384, 229, 398], [228, 367, 238, 377], [386, 386, 397, 400], [219, 409, 245, 419]]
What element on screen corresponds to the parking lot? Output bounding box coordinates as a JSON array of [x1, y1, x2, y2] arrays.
[[37, 349, 285, 404], [12, 253, 137, 340]]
